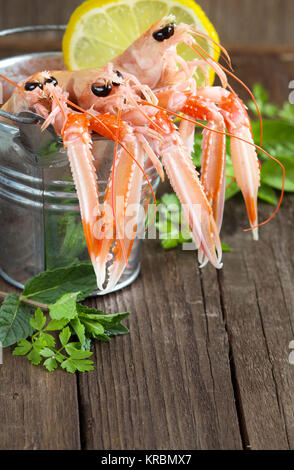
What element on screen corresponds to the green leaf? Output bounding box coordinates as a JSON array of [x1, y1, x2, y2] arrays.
[[30, 308, 46, 331], [49, 292, 79, 321], [65, 346, 92, 360], [77, 304, 130, 327], [253, 83, 269, 105], [45, 318, 70, 331], [258, 184, 278, 205], [70, 317, 86, 346], [161, 239, 180, 250], [39, 332, 56, 348], [22, 263, 97, 304], [278, 102, 294, 124], [43, 357, 58, 372], [0, 294, 33, 347], [78, 305, 130, 338], [79, 318, 105, 339], [13, 339, 32, 356], [105, 323, 130, 337], [261, 156, 294, 192], [221, 242, 232, 253], [59, 326, 71, 347], [61, 357, 94, 374], [252, 120, 294, 146], [160, 193, 181, 209], [40, 347, 55, 358], [28, 348, 42, 365]]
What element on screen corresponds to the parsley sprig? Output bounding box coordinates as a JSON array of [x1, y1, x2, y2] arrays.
[[0, 263, 130, 374]]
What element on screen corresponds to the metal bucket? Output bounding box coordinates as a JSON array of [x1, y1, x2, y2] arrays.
[[0, 27, 159, 294]]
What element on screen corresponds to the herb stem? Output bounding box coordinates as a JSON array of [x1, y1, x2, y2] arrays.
[[0, 290, 49, 311]]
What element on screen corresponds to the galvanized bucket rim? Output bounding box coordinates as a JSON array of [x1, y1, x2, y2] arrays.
[[0, 25, 66, 125]]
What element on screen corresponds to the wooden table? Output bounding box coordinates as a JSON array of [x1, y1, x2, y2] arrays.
[[0, 50, 294, 450]]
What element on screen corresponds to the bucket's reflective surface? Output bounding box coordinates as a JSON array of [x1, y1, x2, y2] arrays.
[[0, 52, 159, 293]]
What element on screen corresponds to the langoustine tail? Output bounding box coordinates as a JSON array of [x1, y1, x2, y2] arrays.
[[161, 135, 222, 269], [63, 114, 101, 275], [98, 139, 145, 293]]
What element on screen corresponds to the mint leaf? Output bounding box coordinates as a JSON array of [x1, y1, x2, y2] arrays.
[[258, 184, 278, 205], [43, 357, 58, 372], [49, 292, 79, 320], [0, 294, 33, 347], [30, 308, 46, 331], [261, 156, 294, 192], [22, 263, 97, 304], [79, 318, 106, 340], [77, 304, 129, 326], [13, 339, 32, 356], [105, 323, 130, 336], [59, 326, 71, 347]]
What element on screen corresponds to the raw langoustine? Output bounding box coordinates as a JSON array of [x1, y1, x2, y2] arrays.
[[0, 17, 281, 291]]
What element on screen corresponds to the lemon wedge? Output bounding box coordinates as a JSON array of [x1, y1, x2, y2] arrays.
[[63, 0, 220, 85]]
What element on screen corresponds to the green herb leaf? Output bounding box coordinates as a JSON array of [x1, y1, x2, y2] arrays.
[[221, 242, 232, 253], [27, 348, 42, 366], [43, 357, 58, 372], [77, 304, 130, 338], [104, 323, 130, 336], [61, 357, 94, 374], [278, 102, 294, 124], [258, 183, 278, 205], [79, 318, 106, 340], [70, 317, 86, 346], [13, 339, 32, 356], [49, 292, 79, 320], [39, 332, 56, 348], [59, 326, 71, 347], [30, 308, 46, 331], [45, 318, 70, 331], [40, 347, 55, 358], [22, 263, 97, 304], [261, 156, 294, 192], [0, 294, 33, 347]]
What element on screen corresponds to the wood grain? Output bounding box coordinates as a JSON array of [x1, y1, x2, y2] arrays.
[[0, 284, 81, 450], [78, 245, 242, 449], [0, 0, 293, 47]]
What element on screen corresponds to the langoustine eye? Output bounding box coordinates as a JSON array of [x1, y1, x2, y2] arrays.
[[112, 70, 123, 87], [24, 82, 43, 91], [152, 24, 175, 42], [44, 76, 58, 86], [91, 83, 112, 97]]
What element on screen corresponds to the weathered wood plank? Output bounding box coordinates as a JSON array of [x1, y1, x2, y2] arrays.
[[78, 242, 242, 450], [0, 0, 293, 47], [216, 50, 294, 450], [0, 282, 81, 450], [219, 196, 294, 450]]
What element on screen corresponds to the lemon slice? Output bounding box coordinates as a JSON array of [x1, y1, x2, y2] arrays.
[[63, 0, 220, 85]]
